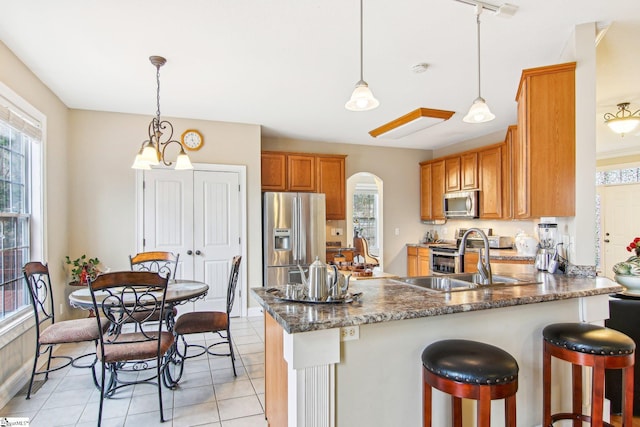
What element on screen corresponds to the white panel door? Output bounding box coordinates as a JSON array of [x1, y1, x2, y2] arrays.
[[143, 169, 194, 279], [142, 168, 241, 316], [601, 183, 640, 279], [193, 171, 241, 315]]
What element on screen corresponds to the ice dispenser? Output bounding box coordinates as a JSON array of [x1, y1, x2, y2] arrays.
[[273, 228, 291, 250]]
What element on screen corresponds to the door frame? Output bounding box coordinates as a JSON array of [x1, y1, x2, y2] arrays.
[[135, 163, 248, 316]]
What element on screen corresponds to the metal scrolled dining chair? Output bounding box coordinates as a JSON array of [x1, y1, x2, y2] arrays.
[[22, 261, 108, 399], [171, 255, 242, 382], [88, 270, 174, 426], [129, 251, 179, 279]]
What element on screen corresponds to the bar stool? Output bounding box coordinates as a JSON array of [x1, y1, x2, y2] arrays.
[[421, 339, 519, 427], [543, 322, 635, 426]]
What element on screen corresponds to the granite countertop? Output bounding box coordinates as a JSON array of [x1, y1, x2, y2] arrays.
[[251, 266, 622, 334]]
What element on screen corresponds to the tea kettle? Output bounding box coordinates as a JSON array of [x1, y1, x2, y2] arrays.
[[298, 257, 335, 302]]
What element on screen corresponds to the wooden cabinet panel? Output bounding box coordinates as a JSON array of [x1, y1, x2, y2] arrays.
[[461, 152, 478, 190], [287, 154, 316, 191], [464, 251, 479, 273], [514, 62, 575, 218], [261, 152, 287, 191], [431, 160, 446, 220], [502, 126, 515, 219], [418, 247, 431, 276], [420, 163, 432, 221], [445, 157, 461, 192], [265, 313, 287, 427], [407, 246, 418, 277], [478, 145, 502, 219], [317, 155, 346, 220]]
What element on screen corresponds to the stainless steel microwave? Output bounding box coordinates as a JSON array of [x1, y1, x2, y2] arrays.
[[443, 190, 479, 219]]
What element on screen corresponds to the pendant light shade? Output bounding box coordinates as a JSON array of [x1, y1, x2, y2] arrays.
[[604, 102, 640, 136], [463, 6, 495, 124], [346, 80, 379, 111], [345, 0, 379, 112], [463, 97, 495, 123]]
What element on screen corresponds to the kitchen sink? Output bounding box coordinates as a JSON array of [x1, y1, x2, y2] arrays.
[[393, 273, 540, 292]]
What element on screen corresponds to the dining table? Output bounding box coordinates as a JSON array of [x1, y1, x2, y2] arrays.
[[68, 278, 209, 389]]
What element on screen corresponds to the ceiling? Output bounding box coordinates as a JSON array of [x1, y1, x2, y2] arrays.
[[0, 0, 639, 157]]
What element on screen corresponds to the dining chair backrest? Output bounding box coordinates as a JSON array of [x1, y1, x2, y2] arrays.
[[129, 251, 179, 280], [353, 236, 379, 265], [88, 271, 169, 350], [23, 261, 56, 333], [226, 256, 242, 315]]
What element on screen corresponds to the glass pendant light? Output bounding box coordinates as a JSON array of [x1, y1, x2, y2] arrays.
[[345, 0, 379, 112], [463, 6, 495, 124]]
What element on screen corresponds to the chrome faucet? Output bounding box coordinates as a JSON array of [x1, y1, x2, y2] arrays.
[[458, 228, 493, 285]]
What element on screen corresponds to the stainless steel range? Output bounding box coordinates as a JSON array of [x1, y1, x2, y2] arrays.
[[430, 245, 463, 275]]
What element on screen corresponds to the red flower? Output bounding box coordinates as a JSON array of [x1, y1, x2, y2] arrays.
[[628, 238, 640, 253]]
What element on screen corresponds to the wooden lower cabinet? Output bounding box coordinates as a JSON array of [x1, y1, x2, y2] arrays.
[[265, 312, 287, 427], [407, 246, 430, 276]]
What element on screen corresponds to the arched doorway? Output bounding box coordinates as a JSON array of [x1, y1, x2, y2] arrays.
[[346, 172, 383, 269]]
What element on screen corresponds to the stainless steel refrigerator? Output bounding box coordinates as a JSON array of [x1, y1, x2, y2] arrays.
[[263, 192, 326, 287]]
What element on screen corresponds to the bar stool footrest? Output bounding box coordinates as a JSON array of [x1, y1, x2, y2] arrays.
[[550, 412, 614, 427]]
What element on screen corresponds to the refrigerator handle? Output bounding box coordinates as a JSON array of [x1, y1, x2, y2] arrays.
[[293, 195, 298, 262]]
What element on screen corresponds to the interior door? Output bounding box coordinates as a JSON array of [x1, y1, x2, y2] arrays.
[[601, 183, 640, 278], [193, 170, 241, 315], [142, 168, 241, 316], [142, 169, 194, 279]]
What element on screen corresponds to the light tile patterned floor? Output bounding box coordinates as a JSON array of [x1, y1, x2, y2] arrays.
[[0, 316, 267, 427]]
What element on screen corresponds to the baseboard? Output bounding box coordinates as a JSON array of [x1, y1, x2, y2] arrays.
[[247, 306, 263, 318], [0, 359, 34, 409]]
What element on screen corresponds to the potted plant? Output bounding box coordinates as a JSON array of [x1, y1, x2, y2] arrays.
[[612, 237, 640, 294], [65, 254, 101, 286]]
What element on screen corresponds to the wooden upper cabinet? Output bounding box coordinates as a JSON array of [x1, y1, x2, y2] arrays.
[[316, 155, 346, 220], [420, 163, 432, 221], [478, 144, 503, 219], [502, 126, 516, 219], [514, 62, 576, 218], [461, 152, 478, 190], [261, 152, 287, 191], [445, 157, 461, 192], [287, 154, 316, 191], [431, 160, 446, 220]]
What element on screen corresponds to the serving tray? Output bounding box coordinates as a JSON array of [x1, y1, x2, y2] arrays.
[[266, 288, 361, 304]]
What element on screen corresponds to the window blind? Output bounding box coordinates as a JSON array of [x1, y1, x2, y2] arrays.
[[0, 95, 42, 140]]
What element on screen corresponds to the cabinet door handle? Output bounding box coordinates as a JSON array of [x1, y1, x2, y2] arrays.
[[187, 250, 193, 255], [604, 239, 610, 243], [195, 250, 202, 256]]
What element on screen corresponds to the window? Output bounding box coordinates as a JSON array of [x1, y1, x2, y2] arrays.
[[353, 183, 379, 256], [0, 87, 43, 324]]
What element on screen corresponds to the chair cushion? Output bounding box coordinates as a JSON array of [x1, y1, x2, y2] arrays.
[[98, 331, 174, 363], [421, 339, 519, 385], [39, 317, 106, 345], [543, 322, 635, 355], [174, 311, 228, 335]]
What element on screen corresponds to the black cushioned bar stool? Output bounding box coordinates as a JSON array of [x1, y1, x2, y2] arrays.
[[422, 339, 519, 427], [543, 322, 635, 427]]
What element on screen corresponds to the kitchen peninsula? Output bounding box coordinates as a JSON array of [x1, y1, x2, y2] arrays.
[[251, 269, 622, 426]]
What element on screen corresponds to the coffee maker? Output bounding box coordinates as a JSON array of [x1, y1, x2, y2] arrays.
[[535, 223, 557, 271]]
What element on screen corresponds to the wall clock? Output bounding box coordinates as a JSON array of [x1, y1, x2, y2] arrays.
[[181, 129, 204, 151]]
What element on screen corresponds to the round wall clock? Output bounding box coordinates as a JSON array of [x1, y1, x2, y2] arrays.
[[181, 129, 204, 151]]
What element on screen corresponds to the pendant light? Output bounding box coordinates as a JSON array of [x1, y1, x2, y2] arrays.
[[132, 56, 193, 170], [604, 102, 640, 137], [463, 5, 495, 124], [345, 0, 379, 111]]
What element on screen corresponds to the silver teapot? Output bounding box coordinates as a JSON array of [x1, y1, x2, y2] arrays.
[[329, 271, 351, 300], [298, 257, 332, 302]]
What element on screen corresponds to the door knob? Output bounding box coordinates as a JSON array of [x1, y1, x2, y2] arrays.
[[604, 239, 610, 243], [195, 250, 202, 256], [187, 250, 193, 255], [606, 232, 610, 236]]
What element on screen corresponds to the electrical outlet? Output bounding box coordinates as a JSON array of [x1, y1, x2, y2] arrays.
[[331, 228, 337, 236], [394, 228, 400, 236], [340, 326, 359, 341], [336, 228, 343, 236]]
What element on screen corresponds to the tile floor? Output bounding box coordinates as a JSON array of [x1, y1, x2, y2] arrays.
[[0, 315, 267, 427]]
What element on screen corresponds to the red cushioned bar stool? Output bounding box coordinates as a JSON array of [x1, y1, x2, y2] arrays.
[[543, 322, 635, 427], [422, 339, 519, 427]]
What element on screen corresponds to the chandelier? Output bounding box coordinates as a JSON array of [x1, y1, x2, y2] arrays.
[[131, 56, 193, 170], [604, 102, 640, 137]]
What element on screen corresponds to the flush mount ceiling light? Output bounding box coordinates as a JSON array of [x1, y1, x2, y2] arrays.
[[369, 108, 455, 139], [345, 0, 379, 111], [463, 5, 495, 124], [132, 56, 193, 170], [604, 102, 640, 137]]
